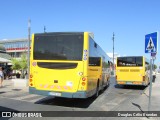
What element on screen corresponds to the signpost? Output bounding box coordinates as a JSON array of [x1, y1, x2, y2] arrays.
[[145, 32, 158, 112], [145, 32, 158, 53]]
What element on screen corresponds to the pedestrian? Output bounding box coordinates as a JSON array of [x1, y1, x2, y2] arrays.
[[16, 72, 20, 78], [0, 67, 4, 87], [152, 70, 156, 83]]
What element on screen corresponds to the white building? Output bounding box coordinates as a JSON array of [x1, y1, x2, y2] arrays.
[[0, 38, 29, 59], [106, 53, 120, 65]]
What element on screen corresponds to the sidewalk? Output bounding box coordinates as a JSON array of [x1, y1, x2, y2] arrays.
[[131, 74, 160, 111], [0, 79, 29, 97], [142, 74, 160, 111]]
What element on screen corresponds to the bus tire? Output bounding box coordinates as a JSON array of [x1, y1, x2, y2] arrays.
[[107, 79, 110, 87], [94, 80, 99, 98], [104, 80, 109, 89]]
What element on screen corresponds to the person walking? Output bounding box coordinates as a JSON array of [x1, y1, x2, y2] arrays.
[[0, 67, 4, 87]]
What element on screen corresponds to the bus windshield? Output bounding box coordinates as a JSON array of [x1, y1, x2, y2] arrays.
[[33, 33, 84, 60], [117, 56, 143, 67]]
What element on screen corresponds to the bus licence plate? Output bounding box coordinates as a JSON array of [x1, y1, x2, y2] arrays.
[[126, 82, 132, 84], [49, 92, 61, 96]]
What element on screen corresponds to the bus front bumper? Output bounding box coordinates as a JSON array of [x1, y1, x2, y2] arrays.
[[29, 87, 89, 98]]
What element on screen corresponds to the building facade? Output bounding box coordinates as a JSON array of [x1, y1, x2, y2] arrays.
[[0, 38, 29, 59], [0, 44, 11, 64]]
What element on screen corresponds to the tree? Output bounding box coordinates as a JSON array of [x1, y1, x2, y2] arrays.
[[19, 54, 28, 78], [153, 64, 157, 70], [148, 64, 157, 70], [11, 58, 21, 70], [11, 54, 28, 78]]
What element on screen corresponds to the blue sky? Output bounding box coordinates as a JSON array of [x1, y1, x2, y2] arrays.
[[0, 0, 160, 65]]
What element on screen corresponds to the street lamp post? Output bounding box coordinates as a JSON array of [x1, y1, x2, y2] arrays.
[[27, 19, 31, 79], [44, 26, 46, 33], [112, 32, 115, 75]]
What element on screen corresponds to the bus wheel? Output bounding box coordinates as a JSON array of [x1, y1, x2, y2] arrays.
[[107, 79, 110, 87], [94, 80, 99, 98], [104, 80, 109, 89]]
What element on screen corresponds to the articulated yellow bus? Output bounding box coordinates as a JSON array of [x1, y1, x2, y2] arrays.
[[29, 32, 111, 98], [116, 56, 150, 86]]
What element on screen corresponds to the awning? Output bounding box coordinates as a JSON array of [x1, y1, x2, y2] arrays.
[[0, 57, 11, 63], [0, 52, 11, 59]]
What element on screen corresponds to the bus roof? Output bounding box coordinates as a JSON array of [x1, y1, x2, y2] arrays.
[[117, 56, 145, 58], [33, 32, 86, 35]]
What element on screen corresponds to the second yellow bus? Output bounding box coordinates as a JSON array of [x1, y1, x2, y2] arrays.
[[116, 56, 150, 86]]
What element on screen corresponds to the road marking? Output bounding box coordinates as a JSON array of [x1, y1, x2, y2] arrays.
[[30, 96, 54, 103], [0, 93, 45, 103], [14, 94, 40, 100]]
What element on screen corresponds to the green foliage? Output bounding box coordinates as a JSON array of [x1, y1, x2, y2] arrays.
[[11, 58, 21, 70], [11, 53, 28, 78], [19, 54, 27, 70], [148, 64, 157, 70], [154, 64, 157, 69], [103, 62, 110, 68], [20, 54, 28, 78]]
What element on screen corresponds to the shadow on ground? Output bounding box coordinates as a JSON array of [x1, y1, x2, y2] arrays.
[[114, 84, 147, 90], [35, 96, 96, 108], [34, 85, 110, 108]]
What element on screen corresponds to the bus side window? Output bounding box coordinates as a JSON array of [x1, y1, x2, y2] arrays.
[[89, 57, 101, 66]]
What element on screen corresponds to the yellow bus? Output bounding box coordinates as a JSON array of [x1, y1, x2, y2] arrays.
[[116, 56, 150, 86], [29, 32, 111, 98]]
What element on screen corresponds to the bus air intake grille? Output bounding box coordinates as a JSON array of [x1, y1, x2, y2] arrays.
[[37, 62, 78, 69], [120, 69, 129, 72], [130, 69, 140, 72]]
